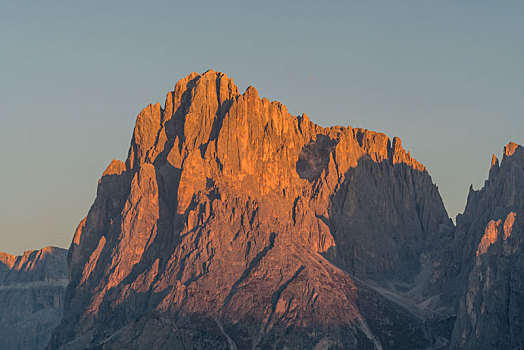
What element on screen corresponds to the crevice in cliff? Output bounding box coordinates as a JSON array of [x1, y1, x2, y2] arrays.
[[263, 265, 306, 335], [220, 232, 277, 309]]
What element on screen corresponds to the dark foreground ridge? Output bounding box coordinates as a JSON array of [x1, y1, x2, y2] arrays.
[[43, 70, 523, 349]]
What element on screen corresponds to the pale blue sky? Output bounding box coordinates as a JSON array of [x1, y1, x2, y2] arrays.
[[1, 1, 523, 254]]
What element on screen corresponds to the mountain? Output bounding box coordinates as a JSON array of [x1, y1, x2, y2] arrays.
[[47, 70, 454, 349], [0, 246, 67, 350], [45, 70, 522, 349], [448, 143, 524, 349]]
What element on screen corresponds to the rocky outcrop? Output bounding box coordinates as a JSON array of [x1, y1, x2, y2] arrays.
[[0, 246, 67, 350], [449, 143, 524, 349]]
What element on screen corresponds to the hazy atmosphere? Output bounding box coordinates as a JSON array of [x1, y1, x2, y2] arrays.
[[1, 0, 523, 254]]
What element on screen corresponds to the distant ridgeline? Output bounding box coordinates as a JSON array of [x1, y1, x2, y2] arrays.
[[0, 247, 67, 350]]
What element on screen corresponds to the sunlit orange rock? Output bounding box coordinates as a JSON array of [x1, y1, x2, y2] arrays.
[[48, 70, 460, 349]]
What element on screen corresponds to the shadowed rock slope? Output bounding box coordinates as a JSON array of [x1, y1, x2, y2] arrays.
[[446, 143, 524, 349], [48, 70, 466, 349], [0, 246, 67, 350]]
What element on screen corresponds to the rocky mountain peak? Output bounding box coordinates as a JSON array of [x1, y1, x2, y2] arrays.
[[48, 71, 457, 349], [504, 141, 521, 158], [490, 153, 499, 169], [0, 252, 16, 269], [447, 142, 524, 349]]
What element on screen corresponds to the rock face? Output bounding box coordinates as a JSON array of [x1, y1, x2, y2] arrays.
[[46, 70, 521, 349], [448, 143, 524, 349], [0, 246, 67, 350]]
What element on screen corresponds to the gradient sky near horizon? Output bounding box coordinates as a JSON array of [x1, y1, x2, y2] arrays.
[[1, 1, 523, 255]]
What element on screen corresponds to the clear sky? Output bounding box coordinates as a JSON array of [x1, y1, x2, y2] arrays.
[[1, 1, 523, 254]]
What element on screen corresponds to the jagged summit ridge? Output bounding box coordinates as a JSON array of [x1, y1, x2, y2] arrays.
[[125, 70, 426, 177], [455, 142, 523, 349], [424, 142, 524, 349], [49, 70, 453, 349]]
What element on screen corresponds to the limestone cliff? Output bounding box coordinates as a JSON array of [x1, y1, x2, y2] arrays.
[[450, 143, 524, 349], [0, 246, 67, 350], [48, 70, 456, 349]]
